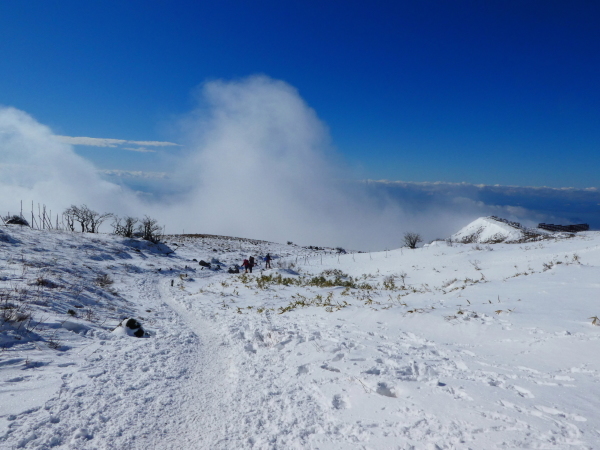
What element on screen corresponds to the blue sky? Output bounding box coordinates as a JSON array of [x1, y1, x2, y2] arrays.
[[1, 0, 599, 188]]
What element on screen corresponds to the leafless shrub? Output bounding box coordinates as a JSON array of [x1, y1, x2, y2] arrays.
[[0, 290, 31, 324], [403, 232, 422, 249], [482, 233, 506, 244], [34, 276, 58, 289], [112, 216, 139, 238], [398, 271, 407, 286], [321, 269, 348, 278], [460, 228, 483, 244], [382, 275, 396, 290], [95, 274, 113, 288], [3, 215, 29, 226], [83, 308, 96, 322], [469, 259, 482, 271], [63, 205, 112, 233], [138, 216, 163, 243], [441, 278, 458, 289]]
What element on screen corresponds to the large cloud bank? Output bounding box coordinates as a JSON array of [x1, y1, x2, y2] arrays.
[[0, 107, 140, 220], [165, 76, 415, 248], [1, 77, 596, 249]]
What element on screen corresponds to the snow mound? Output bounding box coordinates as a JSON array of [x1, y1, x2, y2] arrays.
[[451, 216, 548, 244]]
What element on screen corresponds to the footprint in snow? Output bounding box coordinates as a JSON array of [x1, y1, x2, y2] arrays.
[[332, 394, 351, 409], [297, 364, 309, 375], [511, 385, 534, 398], [376, 382, 398, 398], [535, 405, 587, 422], [321, 364, 340, 373]]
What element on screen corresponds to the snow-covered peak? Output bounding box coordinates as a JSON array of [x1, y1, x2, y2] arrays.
[[451, 216, 548, 243]]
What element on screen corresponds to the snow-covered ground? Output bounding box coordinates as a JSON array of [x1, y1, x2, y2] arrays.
[[1, 222, 599, 449]]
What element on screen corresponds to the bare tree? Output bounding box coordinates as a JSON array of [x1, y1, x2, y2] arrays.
[[64, 205, 88, 232], [63, 207, 76, 231], [87, 209, 112, 233], [112, 216, 138, 238], [123, 216, 138, 237], [138, 216, 163, 243], [63, 205, 111, 233], [403, 232, 422, 249]]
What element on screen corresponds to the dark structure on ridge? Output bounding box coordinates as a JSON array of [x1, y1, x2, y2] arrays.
[[538, 223, 589, 232]]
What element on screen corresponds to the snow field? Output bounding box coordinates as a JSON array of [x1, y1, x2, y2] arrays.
[[1, 224, 600, 448]]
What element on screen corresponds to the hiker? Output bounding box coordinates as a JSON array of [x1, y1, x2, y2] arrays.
[[265, 253, 272, 269], [248, 256, 255, 273], [242, 259, 250, 273]]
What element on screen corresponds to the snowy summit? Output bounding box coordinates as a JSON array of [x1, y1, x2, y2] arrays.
[[450, 216, 551, 244], [1, 220, 599, 449]]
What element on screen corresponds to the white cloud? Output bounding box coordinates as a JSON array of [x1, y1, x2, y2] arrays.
[[122, 147, 157, 153], [370, 179, 599, 192], [54, 135, 179, 148], [99, 170, 167, 179], [0, 107, 143, 220], [2, 78, 596, 248], [127, 140, 180, 147], [158, 75, 483, 248]]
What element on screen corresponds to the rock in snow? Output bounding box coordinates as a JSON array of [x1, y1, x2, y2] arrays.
[[112, 318, 149, 338]]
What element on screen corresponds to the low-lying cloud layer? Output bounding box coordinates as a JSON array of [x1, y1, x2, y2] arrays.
[[1, 77, 598, 250], [362, 180, 600, 236]]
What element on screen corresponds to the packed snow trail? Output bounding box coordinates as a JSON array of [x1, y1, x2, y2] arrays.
[[152, 278, 240, 449], [1, 274, 202, 449]]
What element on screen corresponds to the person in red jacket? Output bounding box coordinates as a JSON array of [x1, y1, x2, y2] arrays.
[[241, 259, 250, 273]]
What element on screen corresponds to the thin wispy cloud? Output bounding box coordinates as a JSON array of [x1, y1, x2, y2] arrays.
[[369, 179, 600, 192], [100, 169, 167, 179], [122, 147, 156, 153], [54, 135, 179, 149]]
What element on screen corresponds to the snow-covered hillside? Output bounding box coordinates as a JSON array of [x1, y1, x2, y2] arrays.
[[1, 223, 600, 449], [451, 216, 551, 244]]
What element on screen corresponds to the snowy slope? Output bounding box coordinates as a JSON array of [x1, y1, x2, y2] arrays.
[[1, 224, 600, 449], [451, 216, 551, 243]]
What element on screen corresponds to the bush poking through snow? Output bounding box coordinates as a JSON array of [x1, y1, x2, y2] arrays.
[[138, 216, 164, 243], [95, 274, 114, 288], [3, 215, 29, 226], [1, 298, 31, 324], [63, 205, 112, 233], [111, 216, 139, 238]]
